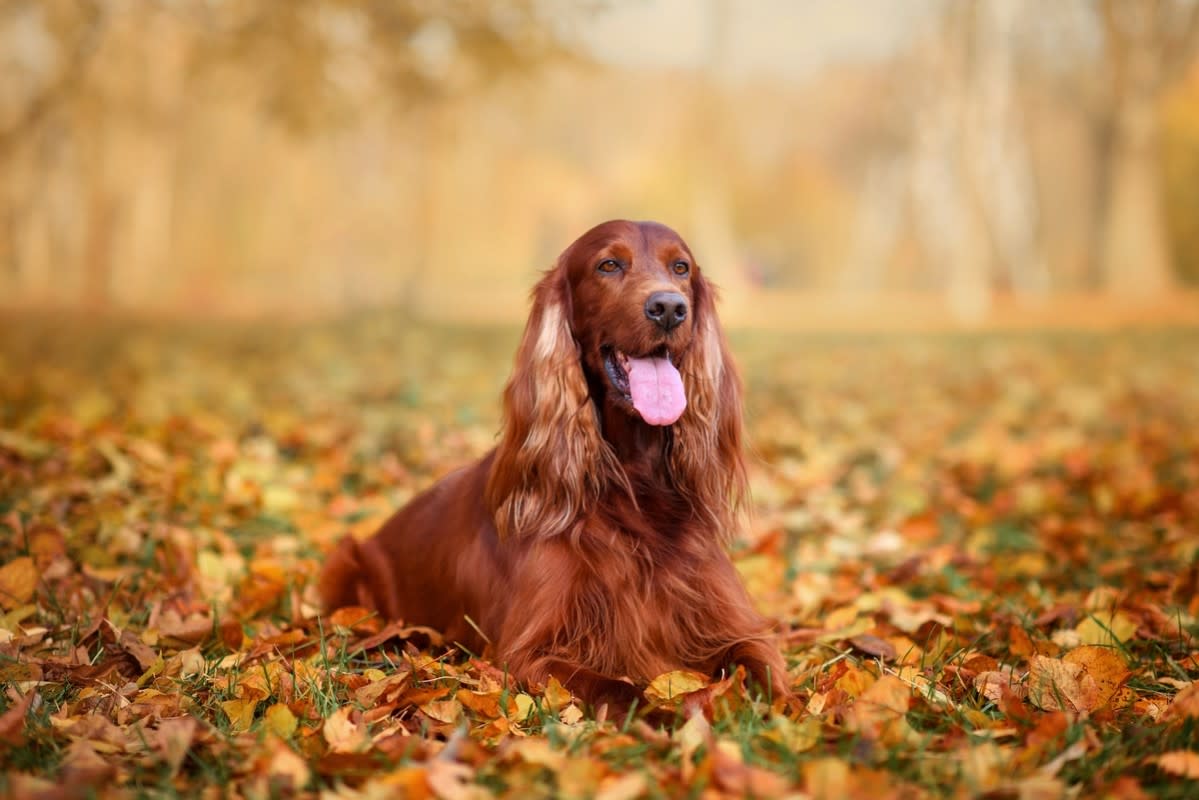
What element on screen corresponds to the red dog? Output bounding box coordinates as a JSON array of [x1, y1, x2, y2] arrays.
[[319, 220, 788, 708]]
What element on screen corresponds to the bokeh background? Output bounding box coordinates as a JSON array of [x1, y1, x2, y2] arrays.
[[2, 0, 1198, 327]]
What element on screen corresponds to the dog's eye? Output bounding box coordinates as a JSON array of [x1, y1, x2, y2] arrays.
[[597, 259, 621, 273], [672, 260, 690, 276]]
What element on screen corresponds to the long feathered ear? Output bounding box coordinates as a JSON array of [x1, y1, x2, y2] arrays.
[[671, 271, 749, 540], [485, 265, 613, 540]]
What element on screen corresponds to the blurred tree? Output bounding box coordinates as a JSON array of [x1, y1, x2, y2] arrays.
[[1095, 0, 1199, 296], [843, 0, 1046, 317], [0, 0, 576, 308]]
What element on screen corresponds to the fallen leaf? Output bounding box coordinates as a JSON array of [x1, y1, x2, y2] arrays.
[[0, 557, 37, 610], [324, 706, 369, 752], [844, 675, 914, 744], [543, 675, 573, 713], [803, 757, 850, 800], [220, 698, 259, 733], [155, 716, 197, 777], [1152, 750, 1199, 779], [848, 634, 898, 661], [0, 691, 36, 748], [1162, 682, 1199, 723], [595, 772, 648, 800], [264, 703, 298, 738], [264, 735, 312, 789], [644, 669, 709, 704]]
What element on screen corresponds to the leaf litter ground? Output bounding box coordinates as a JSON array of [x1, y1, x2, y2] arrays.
[[1, 316, 1197, 799]]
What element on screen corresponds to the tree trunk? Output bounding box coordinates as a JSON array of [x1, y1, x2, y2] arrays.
[[1100, 92, 1175, 295]]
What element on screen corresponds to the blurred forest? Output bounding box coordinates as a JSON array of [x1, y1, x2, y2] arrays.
[[2, 0, 1198, 322]]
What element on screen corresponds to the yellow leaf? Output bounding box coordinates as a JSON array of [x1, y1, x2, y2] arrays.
[[559, 704, 584, 725], [543, 675, 572, 713], [0, 557, 37, 610], [834, 664, 876, 698], [220, 698, 258, 733], [511, 693, 535, 721], [1153, 750, 1199, 779], [264, 703, 298, 739], [762, 715, 822, 753], [644, 670, 709, 703], [1075, 612, 1137, 646]]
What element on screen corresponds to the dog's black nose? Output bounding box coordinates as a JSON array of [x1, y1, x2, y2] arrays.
[[644, 291, 688, 332]]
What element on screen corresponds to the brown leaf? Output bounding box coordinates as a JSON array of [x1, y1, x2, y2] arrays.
[[0, 691, 36, 749], [352, 620, 444, 653], [59, 739, 118, 788], [848, 634, 898, 661], [154, 716, 197, 777], [710, 739, 791, 796]]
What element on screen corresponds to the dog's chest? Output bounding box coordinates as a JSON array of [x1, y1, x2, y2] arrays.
[[577, 549, 712, 678]]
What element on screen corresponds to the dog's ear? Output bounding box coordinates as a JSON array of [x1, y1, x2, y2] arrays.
[[671, 269, 748, 540], [485, 264, 616, 540]]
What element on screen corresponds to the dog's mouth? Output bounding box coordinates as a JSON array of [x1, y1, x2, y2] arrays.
[[602, 346, 686, 426]]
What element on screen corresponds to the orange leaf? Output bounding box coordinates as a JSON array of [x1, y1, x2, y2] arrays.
[[0, 556, 37, 610], [323, 706, 369, 753], [844, 675, 914, 745], [1063, 646, 1130, 708], [1153, 750, 1199, 779], [1162, 683, 1199, 723]]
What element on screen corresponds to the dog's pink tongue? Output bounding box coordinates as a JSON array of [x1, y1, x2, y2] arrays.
[[626, 356, 686, 425]]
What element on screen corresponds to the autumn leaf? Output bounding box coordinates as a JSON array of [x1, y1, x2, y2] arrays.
[[323, 706, 369, 753], [1028, 647, 1129, 714], [0, 691, 36, 749], [264, 703, 299, 738], [644, 670, 709, 704], [844, 675, 916, 745], [542, 675, 573, 713], [1152, 751, 1199, 780], [7, 312, 1199, 797], [0, 557, 37, 610], [220, 698, 259, 733]]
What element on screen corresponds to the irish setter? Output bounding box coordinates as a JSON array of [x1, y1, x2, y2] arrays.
[[319, 220, 788, 709]]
